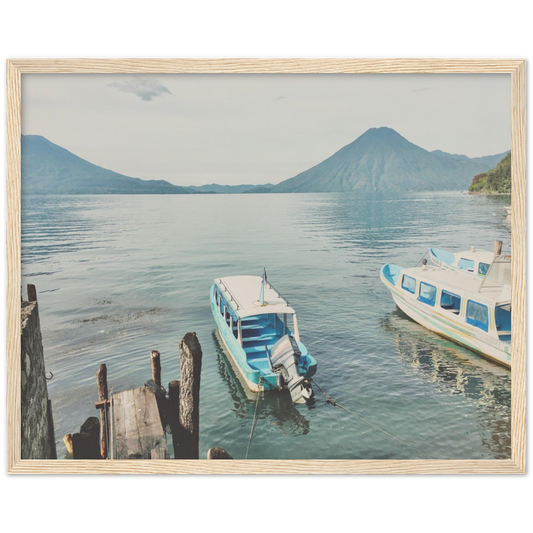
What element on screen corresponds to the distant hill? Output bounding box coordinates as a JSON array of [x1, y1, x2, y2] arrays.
[[21, 135, 193, 194], [189, 183, 273, 194], [271, 127, 510, 193], [469, 153, 511, 194]]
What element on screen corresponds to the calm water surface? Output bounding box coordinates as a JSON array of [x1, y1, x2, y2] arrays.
[[21, 192, 512, 459]]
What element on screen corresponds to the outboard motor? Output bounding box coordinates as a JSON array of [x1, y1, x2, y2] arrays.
[[269, 335, 314, 405]]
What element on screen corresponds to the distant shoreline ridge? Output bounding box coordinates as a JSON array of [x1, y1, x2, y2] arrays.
[[21, 128, 509, 195]]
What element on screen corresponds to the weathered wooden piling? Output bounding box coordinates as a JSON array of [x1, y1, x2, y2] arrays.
[[207, 447, 233, 459], [27, 283, 37, 303], [151, 350, 161, 388], [494, 240, 503, 256], [168, 380, 181, 458], [177, 332, 203, 459], [72, 417, 101, 459], [96, 364, 109, 459]]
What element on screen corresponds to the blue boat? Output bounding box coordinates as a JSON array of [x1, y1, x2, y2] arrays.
[[211, 272, 317, 404]]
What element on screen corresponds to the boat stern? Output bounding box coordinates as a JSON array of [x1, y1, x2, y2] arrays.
[[270, 335, 316, 404]]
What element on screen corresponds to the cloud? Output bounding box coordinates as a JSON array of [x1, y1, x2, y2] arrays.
[[274, 96, 287, 101], [413, 87, 432, 93], [109, 75, 173, 101]]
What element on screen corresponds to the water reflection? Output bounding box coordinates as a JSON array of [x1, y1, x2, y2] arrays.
[[298, 191, 512, 264], [212, 331, 310, 436], [381, 309, 511, 458]]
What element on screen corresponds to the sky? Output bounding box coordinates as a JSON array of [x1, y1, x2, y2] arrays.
[[21, 73, 511, 186]]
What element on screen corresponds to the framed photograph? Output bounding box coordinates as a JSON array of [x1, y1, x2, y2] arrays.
[[6, 59, 526, 474]]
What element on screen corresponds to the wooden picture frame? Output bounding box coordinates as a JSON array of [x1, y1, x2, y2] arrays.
[[6, 58, 526, 474]]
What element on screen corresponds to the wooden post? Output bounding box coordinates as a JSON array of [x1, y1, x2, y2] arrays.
[[150, 350, 161, 389], [96, 364, 108, 459], [27, 284, 37, 303], [494, 240, 503, 256], [63, 433, 74, 456], [207, 447, 233, 459], [168, 380, 180, 459], [177, 332, 202, 459], [72, 417, 101, 459]]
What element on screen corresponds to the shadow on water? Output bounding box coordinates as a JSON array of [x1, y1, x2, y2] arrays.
[[211, 331, 311, 436], [381, 309, 511, 459]]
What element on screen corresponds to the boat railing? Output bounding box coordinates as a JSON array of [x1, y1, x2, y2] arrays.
[[267, 282, 291, 307], [217, 278, 291, 312], [217, 279, 241, 310]]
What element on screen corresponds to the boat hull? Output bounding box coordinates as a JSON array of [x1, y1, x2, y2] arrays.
[[381, 271, 511, 368]]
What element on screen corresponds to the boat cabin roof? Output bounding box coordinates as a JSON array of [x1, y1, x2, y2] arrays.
[[401, 265, 511, 306], [430, 247, 494, 266], [454, 248, 494, 263], [214, 276, 296, 319]]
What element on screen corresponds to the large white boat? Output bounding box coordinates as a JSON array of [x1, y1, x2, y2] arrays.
[[211, 272, 317, 404], [380, 257, 511, 368]]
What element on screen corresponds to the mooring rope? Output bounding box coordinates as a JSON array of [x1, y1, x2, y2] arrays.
[[243, 375, 430, 459], [245, 377, 263, 459], [310, 377, 432, 459]]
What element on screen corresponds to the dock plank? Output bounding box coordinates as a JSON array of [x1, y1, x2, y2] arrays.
[[133, 388, 168, 459], [112, 387, 168, 460], [113, 389, 141, 459]]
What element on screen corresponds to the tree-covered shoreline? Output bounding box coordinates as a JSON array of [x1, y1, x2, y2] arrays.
[[469, 153, 511, 194]]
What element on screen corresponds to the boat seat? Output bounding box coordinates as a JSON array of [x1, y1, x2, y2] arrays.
[[241, 316, 262, 323], [244, 344, 276, 354], [242, 333, 278, 344], [248, 358, 274, 374], [247, 354, 270, 363]]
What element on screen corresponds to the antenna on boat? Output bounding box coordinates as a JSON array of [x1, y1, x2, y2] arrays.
[[259, 268, 267, 305]]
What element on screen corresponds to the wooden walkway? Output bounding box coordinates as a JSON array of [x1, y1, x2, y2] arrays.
[[111, 387, 169, 459], [75, 337, 225, 461]]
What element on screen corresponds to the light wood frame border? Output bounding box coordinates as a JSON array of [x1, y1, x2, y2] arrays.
[[6, 58, 526, 474]]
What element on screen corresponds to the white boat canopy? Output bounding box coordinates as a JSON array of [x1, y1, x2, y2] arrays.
[[402, 264, 511, 306], [214, 276, 296, 319]]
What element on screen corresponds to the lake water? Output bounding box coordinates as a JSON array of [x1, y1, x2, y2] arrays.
[[21, 191, 512, 460]]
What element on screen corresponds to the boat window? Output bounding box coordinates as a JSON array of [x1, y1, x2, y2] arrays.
[[418, 282, 436, 306], [440, 290, 461, 313], [495, 305, 511, 333], [458, 258, 475, 272], [466, 300, 489, 332], [478, 262, 490, 276], [401, 275, 417, 294], [276, 313, 294, 336]]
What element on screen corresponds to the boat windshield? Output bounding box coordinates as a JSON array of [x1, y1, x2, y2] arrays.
[[481, 258, 511, 290]]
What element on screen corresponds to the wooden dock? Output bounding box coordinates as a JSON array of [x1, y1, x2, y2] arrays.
[[65, 331, 232, 460], [112, 387, 169, 459]]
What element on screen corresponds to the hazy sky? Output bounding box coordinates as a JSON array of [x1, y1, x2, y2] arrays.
[[22, 73, 511, 186]]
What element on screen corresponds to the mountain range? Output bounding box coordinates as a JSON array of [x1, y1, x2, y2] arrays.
[[270, 127, 509, 192], [21, 129, 509, 194]]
